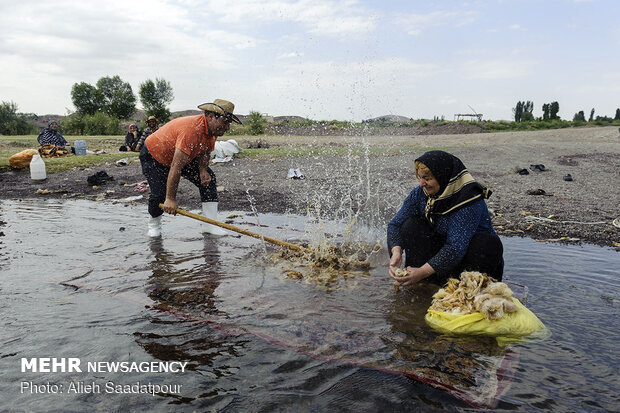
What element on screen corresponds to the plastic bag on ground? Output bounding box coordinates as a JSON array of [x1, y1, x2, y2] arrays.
[[287, 168, 305, 179]]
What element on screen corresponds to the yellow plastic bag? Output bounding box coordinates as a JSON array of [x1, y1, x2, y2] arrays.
[[425, 298, 547, 345]]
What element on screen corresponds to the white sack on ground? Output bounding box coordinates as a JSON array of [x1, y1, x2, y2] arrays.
[[211, 139, 241, 163]]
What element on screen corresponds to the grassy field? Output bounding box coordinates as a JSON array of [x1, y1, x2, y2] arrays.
[[0, 135, 140, 173], [1, 134, 433, 173]]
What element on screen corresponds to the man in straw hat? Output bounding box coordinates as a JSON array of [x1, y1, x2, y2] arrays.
[[139, 99, 242, 237]]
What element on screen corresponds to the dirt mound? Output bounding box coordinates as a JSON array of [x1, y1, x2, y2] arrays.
[[266, 124, 487, 137], [417, 122, 484, 135]]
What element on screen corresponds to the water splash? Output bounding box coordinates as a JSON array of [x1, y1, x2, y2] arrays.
[[245, 188, 268, 256], [268, 139, 389, 290]]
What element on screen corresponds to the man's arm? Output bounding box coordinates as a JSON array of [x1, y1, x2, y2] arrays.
[[162, 148, 191, 214]]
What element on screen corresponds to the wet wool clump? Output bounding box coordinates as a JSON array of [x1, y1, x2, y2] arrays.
[[429, 271, 519, 320], [270, 242, 382, 291]]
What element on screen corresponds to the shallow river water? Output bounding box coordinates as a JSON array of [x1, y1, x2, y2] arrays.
[[0, 199, 618, 412]]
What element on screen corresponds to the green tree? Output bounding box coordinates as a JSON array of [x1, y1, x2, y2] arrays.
[[573, 111, 586, 122], [71, 82, 102, 115], [513, 100, 534, 122], [550, 101, 560, 120], [63, 112, 122, 135], [615, 108, 620, 120], [594, 115, 612, 124], [513, 101, 523, 122], [139, 78, 174, 122], [96, 75, 136, 119], [247, 111, 266, 135], [522, 100, 534, 121], [0, 101, 37, 135], [542, 103, 550, 120], [588, 108, 595, 122]]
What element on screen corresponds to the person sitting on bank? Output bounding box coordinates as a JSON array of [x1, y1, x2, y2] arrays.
[[139, 99, 242, 237], [387, 150, 503, 288], [120, 123, 142, 152], [135, 115, 159, 152], [37, 120, 67, 147]]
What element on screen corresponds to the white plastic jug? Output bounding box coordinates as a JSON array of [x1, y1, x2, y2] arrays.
[[30, 154, 47, 180]]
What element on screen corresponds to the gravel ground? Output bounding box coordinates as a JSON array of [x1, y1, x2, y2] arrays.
[[1, 126, 618, 249]]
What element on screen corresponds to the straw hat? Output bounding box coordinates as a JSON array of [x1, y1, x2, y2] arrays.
[[147, 115, 159, 123], [198, 99, 242, 124]]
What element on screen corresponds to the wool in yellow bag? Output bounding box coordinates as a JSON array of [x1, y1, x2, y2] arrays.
[[425, 298, 547, 345]]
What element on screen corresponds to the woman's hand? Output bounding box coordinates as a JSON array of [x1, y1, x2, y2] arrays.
[[388, 246, 404, 289], [390, 263, 436, 287], [388, 246, 403, 277], [390, 266, 419, 287]]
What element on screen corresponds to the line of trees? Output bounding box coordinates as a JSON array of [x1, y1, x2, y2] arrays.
[[513, 100, 559, 121], [65, 75, 174, 135], [574, 107, 620, 123], [71, 75, 174, 122], [0, 101, 38, 135], [514, 100, 620, 123]]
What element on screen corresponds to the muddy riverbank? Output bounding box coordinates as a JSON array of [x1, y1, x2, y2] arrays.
[[1, 126, 618, 248]]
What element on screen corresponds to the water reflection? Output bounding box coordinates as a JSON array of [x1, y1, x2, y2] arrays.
[[0, 199, 618, 412], [146, 235, 223, 316], [0, 206, 6, 270], [135, 234, 250, 405], [376, 284, 515, 408]]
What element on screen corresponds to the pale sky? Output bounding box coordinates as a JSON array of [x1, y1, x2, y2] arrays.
[[1, 0, 618, 121]]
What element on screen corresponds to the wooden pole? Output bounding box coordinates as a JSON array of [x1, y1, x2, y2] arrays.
[[159, 204, 310, 253]]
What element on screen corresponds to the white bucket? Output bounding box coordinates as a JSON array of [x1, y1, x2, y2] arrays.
[[30, 155, 47, 180]]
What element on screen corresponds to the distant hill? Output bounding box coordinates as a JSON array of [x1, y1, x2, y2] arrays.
[[362, 115, 412, 124], [31, 111, 413, 130], [33, 114, 64, 129], [273, 115, 309, 123], [170, 109, 201, 118]]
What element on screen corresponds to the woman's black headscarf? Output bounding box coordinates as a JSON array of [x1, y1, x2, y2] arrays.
[[415, 150, 491, 225]]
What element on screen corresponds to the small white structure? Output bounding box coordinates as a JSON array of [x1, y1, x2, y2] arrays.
[[454, 113, 483, 122]]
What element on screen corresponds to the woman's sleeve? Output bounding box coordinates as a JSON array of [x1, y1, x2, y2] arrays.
[[427, 201, 484, 275], [124, 133, 133, 146], [387, 189, 419, 252]]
